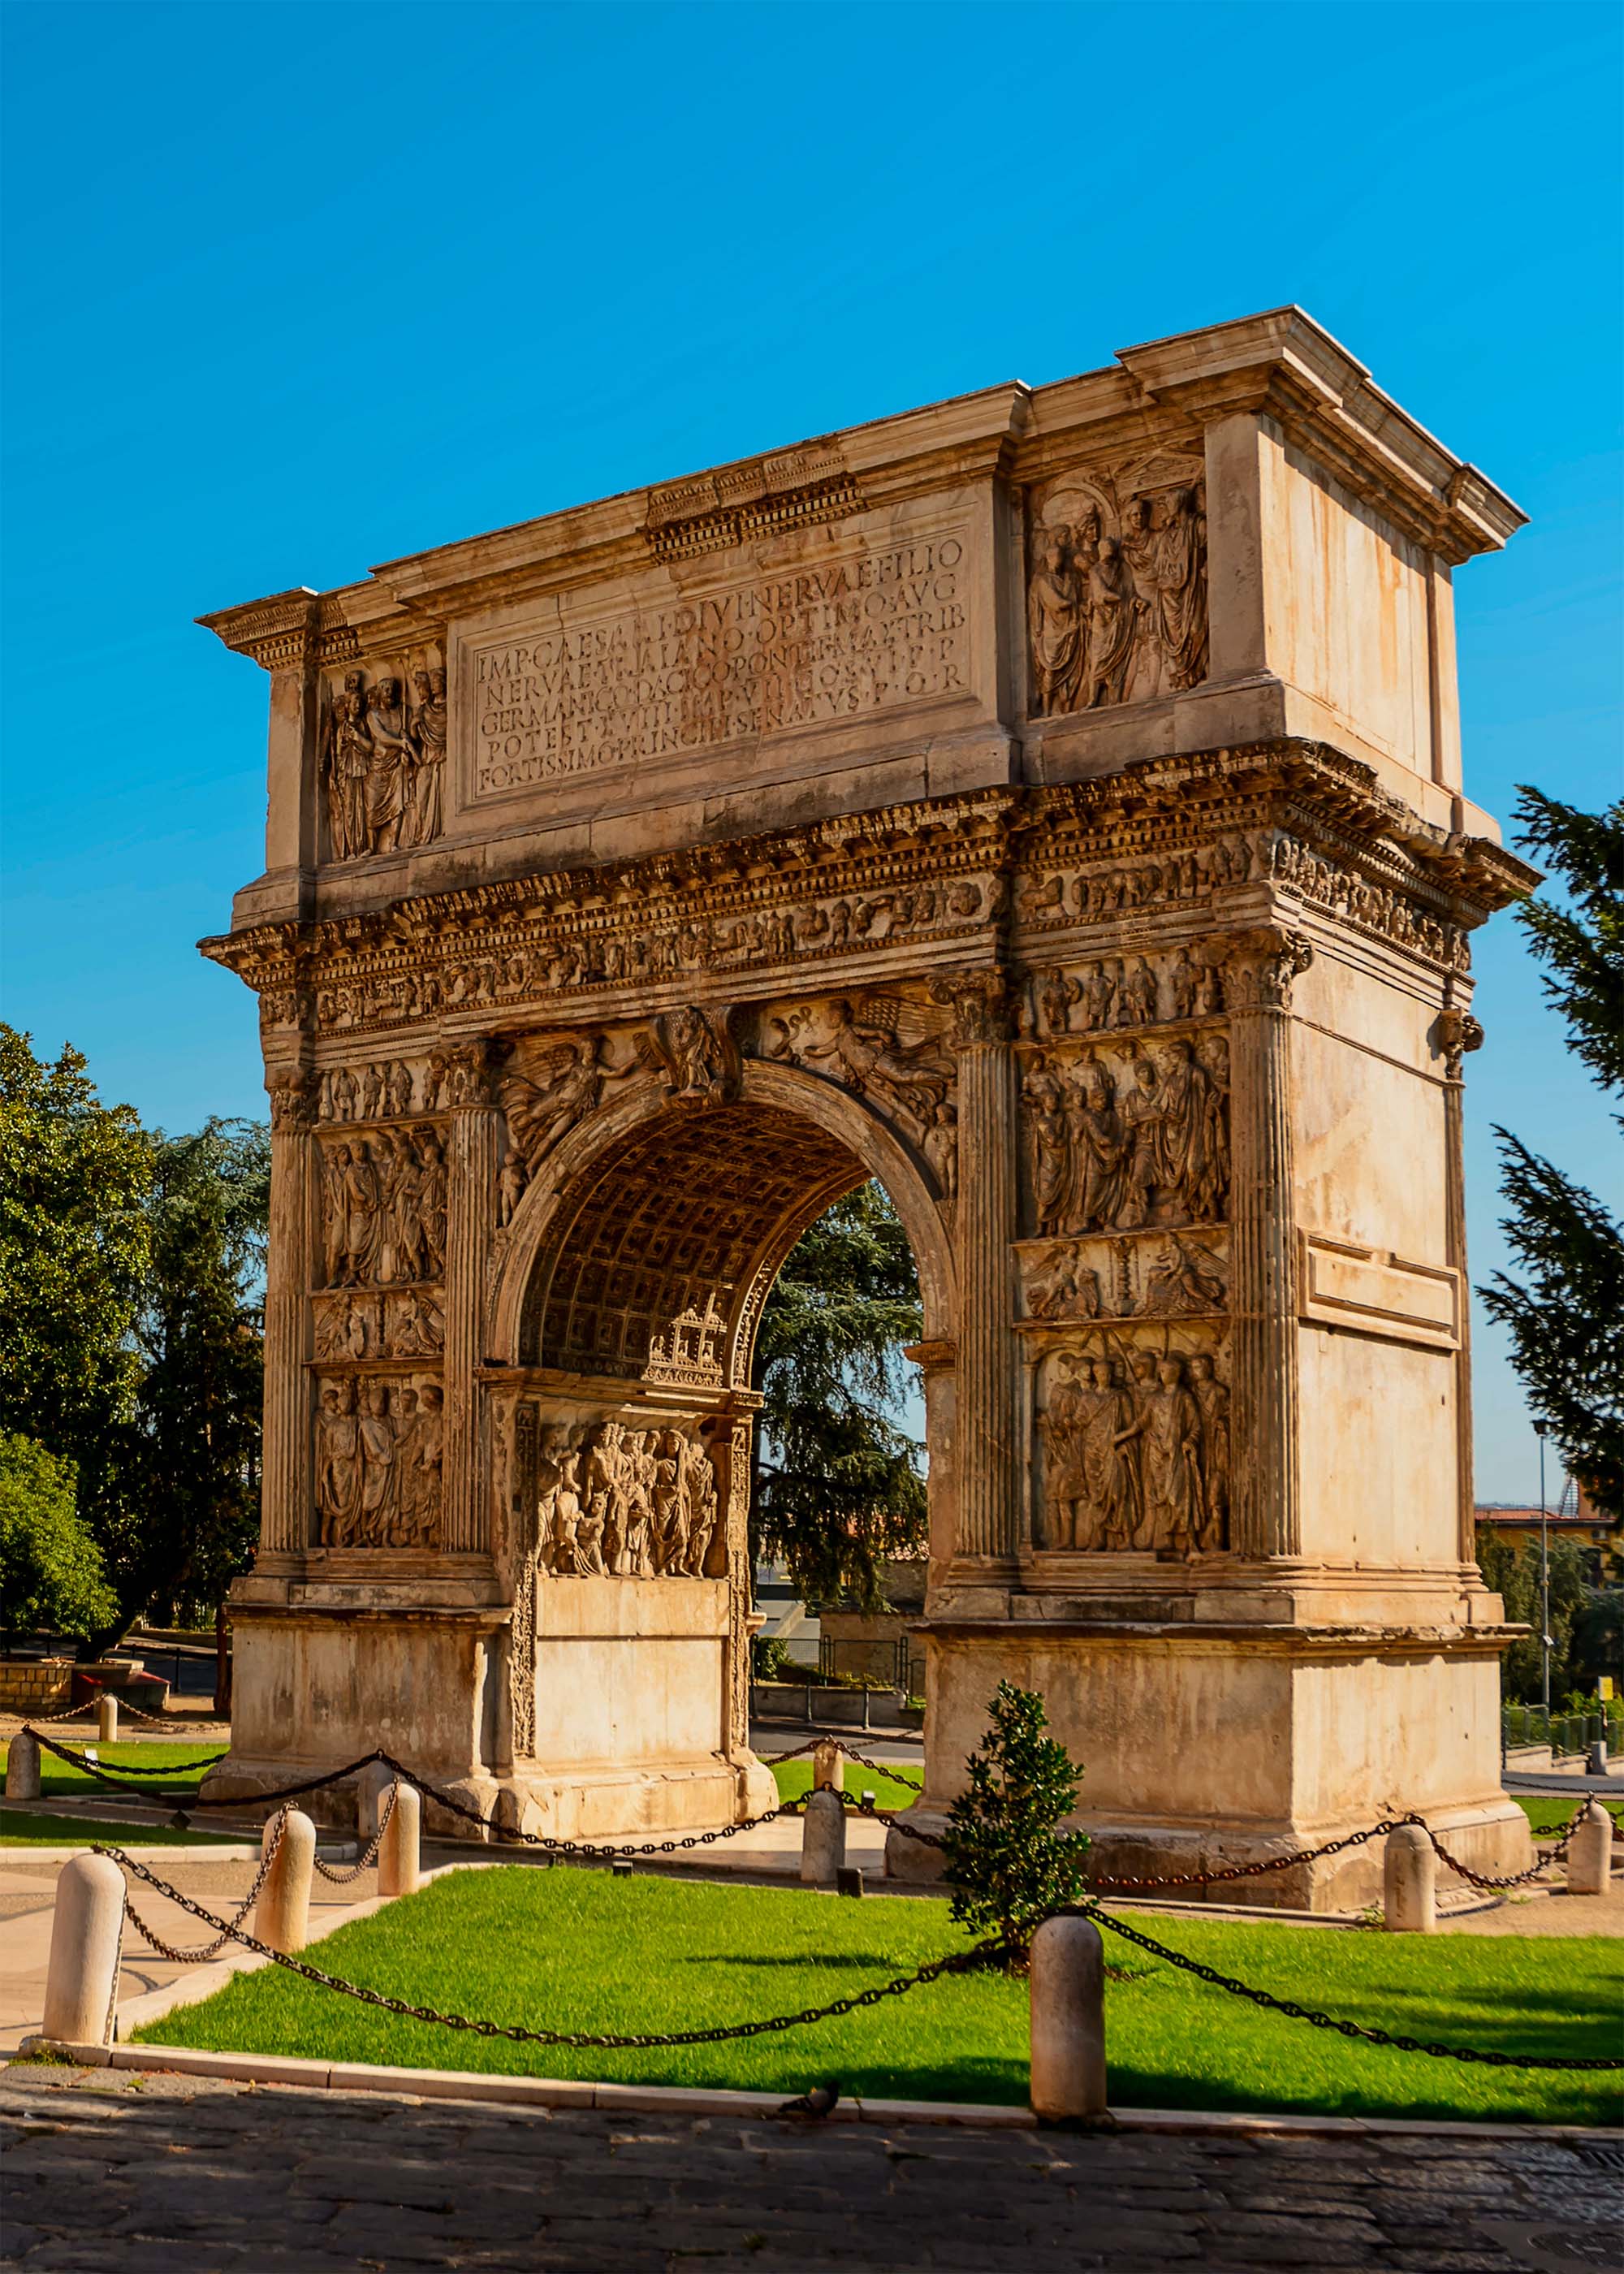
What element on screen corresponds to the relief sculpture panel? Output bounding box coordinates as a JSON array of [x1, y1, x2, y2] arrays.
[[318, 1126, 448, 1287], [534, 1418, 723, 1580], [314, 1374, 444, 1549], [1036, 1337, 1230, 1556], [1021, 1032, 1229, 1236], [1026, 456, 1207, 717], [319, 664, 446, 861]]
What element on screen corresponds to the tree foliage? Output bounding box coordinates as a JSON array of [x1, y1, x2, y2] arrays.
[[111, 1120, 270, 1630], [0, 1027, 270, 1643], [1476, 1533, 1596, 1701], [942, 1681, 1091, 1965], [752, 1182, 926, 1611], [0, 1433, 116, 1638], [1479, 789, 1624, 1517], [0, 1026, 153, 1545]]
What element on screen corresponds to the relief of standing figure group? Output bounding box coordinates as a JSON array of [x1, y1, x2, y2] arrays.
[[1026, 1035, 1229, 1235], [1039, 1347, 1229, 1555], [1028, 485, 1207, 717], [321, 664, 447, 861], [321, 1127, 447, 1287], [535, 1419, 722, 1580], [315, 1377, 443, 1548]]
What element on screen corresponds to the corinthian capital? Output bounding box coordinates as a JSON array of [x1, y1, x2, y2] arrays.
[[1220, 928, 1315, 1014], [1436, 1006, 1484, 1080], [929, 971, 1013, 1049], [445, 1035, 512, 1109], [266, 1066, 316, 1131]]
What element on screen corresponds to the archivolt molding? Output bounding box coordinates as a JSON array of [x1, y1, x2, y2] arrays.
[[485, 1057, 956, 1390]]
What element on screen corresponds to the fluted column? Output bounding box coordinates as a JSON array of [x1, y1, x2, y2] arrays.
[[935, 975, 1020, 1567], [443, 1041, 503, 1554], [262, 1068, 317, 1554], [1223, 931, 1312, 1560], [1439, 1002, 1484, 1565]]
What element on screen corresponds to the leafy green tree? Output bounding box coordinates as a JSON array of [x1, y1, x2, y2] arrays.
[[1479, 789, 1623, 1516], [1477, 1532, 1594, 1701], [752, 1182, 926, 1611], [0, 1027, 153, 1554], [942, 1681, 1091, 1965], [106, 1120, 270, 1633], [0, 1433, 116, 1639]]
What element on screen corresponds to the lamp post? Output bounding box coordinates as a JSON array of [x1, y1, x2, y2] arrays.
[[1533, 1419, 1552, 1726]]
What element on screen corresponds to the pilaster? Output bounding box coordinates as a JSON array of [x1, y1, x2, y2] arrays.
[[1439, 1001, 1484, 1565], [262, 1066, 317, 1554], [443, 1041, 503, 1554], [1222, 929, 1312, 1559], [935, 975, 1020, 1568]]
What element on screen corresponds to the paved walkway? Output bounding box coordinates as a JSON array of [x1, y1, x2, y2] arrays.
[[2, 2063, 1619, 2272]]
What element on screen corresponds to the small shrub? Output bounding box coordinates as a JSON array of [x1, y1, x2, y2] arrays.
[[942, 1680, 1090, 1966]]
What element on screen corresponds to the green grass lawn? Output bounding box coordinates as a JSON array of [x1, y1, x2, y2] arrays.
[[0, 1740, 226, 1803], [0, 1807, 244, 1848], [1514, 1793, 1622, 1837], [770, 1759, 923, 1813], [134, 1865, 1623, 2126]]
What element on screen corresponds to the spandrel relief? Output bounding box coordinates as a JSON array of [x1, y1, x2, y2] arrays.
[[314, 1373, 443, 1548], [319, 661, 446, 862], [535, 1417, 723, 1580], [756, 991, 956, 1149], [318, 1126, 447, 1289], [1035, 1333, 1229, 1555], [1027, 460, 1207, 719], [1021, 1033, 1229, 1236]]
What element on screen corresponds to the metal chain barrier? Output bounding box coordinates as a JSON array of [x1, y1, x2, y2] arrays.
[[101, 1843, 1005, 2048], [29, 1732, 230, 1780], [312, 1783, 397, 1884], [1069, 1902, 1624, 2073], [118, 1811, 290, 1965], [838, 1744, 925, 1793], [1419, 1806, 1595, 1891]]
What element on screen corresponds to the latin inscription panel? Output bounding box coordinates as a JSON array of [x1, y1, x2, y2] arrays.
[[463, 528, 970, 799]]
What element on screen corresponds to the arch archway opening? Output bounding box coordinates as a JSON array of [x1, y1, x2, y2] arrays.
[[491, 1087, 946, 1843]]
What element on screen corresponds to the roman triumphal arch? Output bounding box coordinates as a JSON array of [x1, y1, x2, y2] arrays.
[[199, 309, 1539, 1903]]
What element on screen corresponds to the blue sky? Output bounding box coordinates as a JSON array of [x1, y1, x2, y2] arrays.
[[2, 0, 1618, 1505]]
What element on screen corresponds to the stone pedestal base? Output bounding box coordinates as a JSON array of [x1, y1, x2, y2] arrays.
[[201, 1582, 770, 1845], [883, 1619, 1533, 1912]]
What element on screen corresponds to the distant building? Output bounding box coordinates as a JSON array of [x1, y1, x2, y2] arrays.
[[1475, 1483, 1618, 1573]]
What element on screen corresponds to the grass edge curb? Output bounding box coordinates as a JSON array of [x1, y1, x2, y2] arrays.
[[11, 2038, 1622, 2142]]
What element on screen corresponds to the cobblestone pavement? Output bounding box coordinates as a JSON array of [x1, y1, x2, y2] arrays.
[[2, 2064, 1621, 2272]]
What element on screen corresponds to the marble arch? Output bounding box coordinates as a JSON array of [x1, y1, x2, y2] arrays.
[[199, 310, 1540, 1901]]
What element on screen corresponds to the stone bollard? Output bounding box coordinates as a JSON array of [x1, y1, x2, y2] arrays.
[[6, 1729, 41, 1801], [356, 1760, 395, 1840], [41, 1853, 125, 2047], [800, 1788, 846, 1884], [1566, 1801, 1614, 1897], [1029, 1915, 1108, 2121], [812, 1738, 844, 1793], [96, 1692, 119, 1744], [253, 1809, 317, 1954], [1384, 1823, 1436, 1931], [378, 1782, 422, 1898]]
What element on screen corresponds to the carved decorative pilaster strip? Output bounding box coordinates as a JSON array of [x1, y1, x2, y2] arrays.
[[1438, 1001, 1484, 1563], [933, 975, 1020, 1565], [719, 1413, 755, 1757], [1223, 930, 1312, 1559], [443, 1041, 503, 1554], [264, 1068, 317, 1553]]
